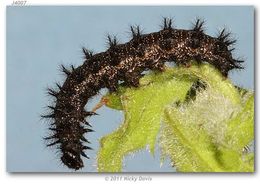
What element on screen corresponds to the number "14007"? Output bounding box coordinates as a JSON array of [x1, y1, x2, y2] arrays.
[[12, 1, 27, 6]]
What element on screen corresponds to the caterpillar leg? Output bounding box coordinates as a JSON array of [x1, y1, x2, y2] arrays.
[[149, 60, 166, 71]]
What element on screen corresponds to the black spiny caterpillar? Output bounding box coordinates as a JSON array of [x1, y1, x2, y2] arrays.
[[42, 18, 244, 170]]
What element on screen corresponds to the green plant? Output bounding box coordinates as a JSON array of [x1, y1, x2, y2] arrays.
[[96, 62, 254, 172]]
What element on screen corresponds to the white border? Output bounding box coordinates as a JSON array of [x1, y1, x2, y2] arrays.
[[0, 0, 258, 186], [1, 0, 257, 5]]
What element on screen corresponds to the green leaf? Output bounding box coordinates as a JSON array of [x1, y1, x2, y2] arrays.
[[224, 92, 254, 151], [97, 63, 254, 172], [102, 86, 127, 110], [160, 77, 254, 172], [161, 106, 224, 172], [216, 92, 254, 172], [97, 69, 195, 172]]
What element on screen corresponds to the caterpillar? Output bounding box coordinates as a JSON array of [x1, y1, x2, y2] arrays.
[[42, 18, 244, 170]]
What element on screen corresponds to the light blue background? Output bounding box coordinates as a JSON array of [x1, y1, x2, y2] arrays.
[[6, 6, 254, 172]]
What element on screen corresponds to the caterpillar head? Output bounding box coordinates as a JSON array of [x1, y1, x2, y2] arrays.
[[61, 148, 83, 170]]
